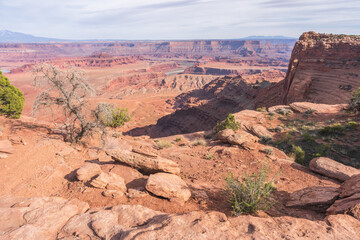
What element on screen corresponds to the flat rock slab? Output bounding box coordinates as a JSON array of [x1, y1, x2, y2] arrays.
[[76, 163, 102, 181], [216, 129, 257, 146], [309, 157, 360, 182], [108, 149, 180, 175], [146, 173, 191, 203], [289, 102, 347, 114], [286, 186, 339, 211], [339, 174, 360, 198], [0, 140, 14, 154], [327, 193, 360, 215], [90, 172, 127, 193]]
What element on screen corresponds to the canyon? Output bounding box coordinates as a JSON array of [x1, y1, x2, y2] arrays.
[[0, 32, 360, 239]]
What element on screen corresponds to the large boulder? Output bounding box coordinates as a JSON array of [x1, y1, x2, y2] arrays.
[[286, 186, 339, 211], [215, 129, 257, 147], [76, 163, 102, 182], [146, 173, 191, 203], [327, 193, 360, 215], [339, 174, 360, 198], [327, 174, 360, 214], [0, 140, 14, 154], [309, 157, 360, 182], [289, 102, 346, 114], [243, 123, 273, 138], [108, 149, 180, 175]]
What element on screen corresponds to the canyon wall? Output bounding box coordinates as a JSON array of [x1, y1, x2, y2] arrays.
[[282, 32, 360, 104]]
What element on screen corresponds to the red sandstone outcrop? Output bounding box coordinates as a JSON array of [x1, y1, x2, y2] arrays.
[[282, 32, 360, 104]]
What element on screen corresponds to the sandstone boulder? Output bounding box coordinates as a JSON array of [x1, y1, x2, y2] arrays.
[[289, 102, 346, 114], [327, 193, 360, 215], [286, 186, 339, 211], [309, 157, 360, 181], [146, 173, 191, 203], [108, 149, 180, 175], [0, 140, 14, 154], [76, 163, 102, 181], [268, 105, 291, 113], [90, 172, 127, 193], [244, 124, 273, 138], [216, 129, 257, 147], [339, 174, 360, 198]]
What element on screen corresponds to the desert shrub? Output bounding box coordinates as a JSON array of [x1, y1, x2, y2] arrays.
[[260, 135, 273, 144], [215, 113, 240, 133], [192, 139, 207, 146], [256, 107, 266, 112], [96, 103, 131, 128], [156, 140, 172, 149], [268, 111, 276, 116], [278, 108, 293, 116], [205, 153, 213, 160], [0, 71, 24, 118], [175, 138, 182, 142], [224, 165, 276, 215], [291, 145, 305, 164], [349, 87, 360, 112], [264, 148, 274, 155], [274, 126, 283, 133], [319, 123, 344, 136], [301, 132, 316, 143], [346, 121, 358, 130]]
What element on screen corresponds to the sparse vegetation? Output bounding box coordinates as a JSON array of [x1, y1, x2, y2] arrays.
[[215, 113, 240, 133], [224, 165, 276, 215], [32, 64, 106, 142], [156, 140, 172, 149], [0, 71, 24, 118], [205, 153, 214, 160], [175, 138, 182, 142], [346, 121, 358, 130], [264, 148, 274, 156], [319, 123, 345, 136], [96, 103, 131, 128], [192, 139, 207, 146], [278, 108, 293, 116], [260, 135, 273, 144], [291, 145, 305, 164], [349, 87, 360, 113]]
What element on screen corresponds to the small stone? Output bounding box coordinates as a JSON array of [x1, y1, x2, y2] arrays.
[[102, 190, 124, 199]]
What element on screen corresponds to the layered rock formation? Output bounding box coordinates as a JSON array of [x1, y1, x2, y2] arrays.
[[282, 32, 360, 104]]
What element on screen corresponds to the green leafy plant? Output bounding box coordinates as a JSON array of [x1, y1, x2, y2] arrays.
[[224, 165, 276, 215], [215, 113, 240, 133], [291, 145, 305, 164], [0, 71, 24, 118], [96, 103, 131, 128]]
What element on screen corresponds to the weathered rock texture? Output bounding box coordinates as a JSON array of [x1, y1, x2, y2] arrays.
[[309, 157, 360, 182], [146, 173, 191, 203], [108, 149, 180, 175], [1, 196, 360, 240], [282, 32, 360, 104], [76, 163, 101, 182]]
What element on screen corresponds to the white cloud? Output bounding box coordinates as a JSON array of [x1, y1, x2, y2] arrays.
[[0, 0, 359, 39]]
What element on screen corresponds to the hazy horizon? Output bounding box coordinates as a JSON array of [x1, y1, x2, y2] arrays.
[[0, 0, 359, 40]]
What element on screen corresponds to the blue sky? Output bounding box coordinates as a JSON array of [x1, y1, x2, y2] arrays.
[[0, 0, 359, 40]]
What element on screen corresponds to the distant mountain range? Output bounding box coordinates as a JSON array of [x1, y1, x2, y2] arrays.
[[0, 30, 297, 43], [0, 30, 67, 43]]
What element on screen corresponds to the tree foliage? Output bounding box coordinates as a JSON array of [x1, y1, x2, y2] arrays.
[[0, 71, 24, 118], [96, 103, 131, 128]]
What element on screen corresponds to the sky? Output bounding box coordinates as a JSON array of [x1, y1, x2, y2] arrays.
[[0, 0, 359, 40]]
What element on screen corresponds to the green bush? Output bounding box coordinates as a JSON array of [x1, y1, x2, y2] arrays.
[[96, 103, 131, 128], [215, 113, 240, 132], [0, 71, 24, 118], [291, 145, 305, 164], [319, 123, 344, 136], [349, 87, 360, 112], [224, 165, 276, 215], [346, 121, 358, 130]]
